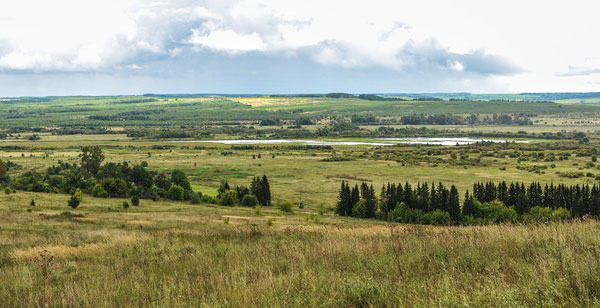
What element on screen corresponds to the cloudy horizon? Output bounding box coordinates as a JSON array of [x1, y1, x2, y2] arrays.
[[1, 0, 599, 96]]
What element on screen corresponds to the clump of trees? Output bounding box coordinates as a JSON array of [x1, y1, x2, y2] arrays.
[[0, 159, 9, 186], [336, 180, 596, 225], [471, 181, 600, 217], [216, 175, 271, 207], [10, 146, 201, 204], [4, 146, 275, 209], [398, 113, 533, 126]]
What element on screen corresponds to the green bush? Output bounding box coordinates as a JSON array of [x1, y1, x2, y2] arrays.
[[131, 195, 140, 206], [551, 207, 571, 221], [200, 194, 218, 204], [218, 190, 237, 206], [390, 203, 425, 224], [190, 192, 201, 205], [67, 195, 81, 209], [122, 201, 130, 208], [352, 200, 368, 218], [478, 200, 518, 224], [422, 210, 451, 225], [523, 206, 553, 223], [168, 184, 185, 201], [241, 194, 259, 206], [92, 184, 108, 198], [277, 200, 293, 213]]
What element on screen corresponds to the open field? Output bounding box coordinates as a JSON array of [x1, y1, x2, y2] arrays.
[[2, 134, 600, 208], [2, 96, 600, 129], [2, 95, 600, 306], [1, 194, 600, 307]]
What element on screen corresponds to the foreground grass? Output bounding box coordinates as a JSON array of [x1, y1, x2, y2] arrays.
[[1, 193, 600, 307]]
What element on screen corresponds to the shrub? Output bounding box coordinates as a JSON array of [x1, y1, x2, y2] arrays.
[[478, 200, 518, 224], [3, 188, 10, 195], [190, 192, 201, 204], [277, 200, 293, 213], [219, 190, 237, 206], [67, 195, 80, 209], [422, 210, 451, 225], [352, 200, 368, 218], [200, 194, 218, 204], [552, 208, 571, 221], [92, 184, 108, 198], [30, 199, 36, 207], [168, 184, 185, 201], [523, 206, 553, 223], [241, 194, 259, 206], [122, 201, 130, 209], [390, 203, 425, 224], [131, 195, 140, 206]]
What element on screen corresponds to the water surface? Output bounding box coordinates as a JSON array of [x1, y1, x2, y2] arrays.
[[172, 137, 528, 146]]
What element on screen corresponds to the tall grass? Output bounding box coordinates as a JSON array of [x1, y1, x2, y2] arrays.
[[1, 198, 599, 307]]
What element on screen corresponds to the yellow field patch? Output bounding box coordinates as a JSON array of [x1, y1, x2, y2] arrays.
[[234, 97, 320, 107], [11, 232, 148, 260]]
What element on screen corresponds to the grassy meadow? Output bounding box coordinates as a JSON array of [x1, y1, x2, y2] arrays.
[[2, 95, 600, 306], [1, 193, 600, 307]]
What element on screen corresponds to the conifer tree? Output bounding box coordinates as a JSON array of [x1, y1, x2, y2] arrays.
[[351, 184, 360, 210], [261, 175, 271, 206], [462, 190, 476, 217], [448, 185, 461, 222]]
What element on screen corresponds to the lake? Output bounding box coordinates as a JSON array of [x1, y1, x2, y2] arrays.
[[172, 137, 529, 146]]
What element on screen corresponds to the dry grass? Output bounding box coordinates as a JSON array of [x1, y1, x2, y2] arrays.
[[1, 195, 599, 307]]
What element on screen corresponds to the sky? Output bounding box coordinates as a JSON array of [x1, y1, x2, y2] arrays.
[[0, 0, 599, 96]]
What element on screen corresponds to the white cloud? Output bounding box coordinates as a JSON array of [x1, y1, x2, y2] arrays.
[[0, 0, 599, 92], [189, 29, 266, 53]]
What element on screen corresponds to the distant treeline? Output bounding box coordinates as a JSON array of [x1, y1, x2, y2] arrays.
[[109, 98, 157, 104], [89, 110, 165, 121], [521, 92, 600, 101], [269, 93, 405, 101], [337, 180, 600, 225], [350, 113, 533, 125]]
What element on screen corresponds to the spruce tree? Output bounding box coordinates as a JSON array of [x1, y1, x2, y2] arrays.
[[515, 183, 529, 215], [261, 175, 271, 206], [462, 190, 476, 217], [448, 185, 461, 222], [362, 184, 376, 218], [404, 182, 413, 208], [336, 181, 348, 216], [351, 184, 360, 210]]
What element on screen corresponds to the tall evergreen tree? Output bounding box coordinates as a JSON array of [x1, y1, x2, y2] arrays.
[[462, 190, 476, 217], [404, 182, 413, 209], [351, 184, 360, 210], [361, 183, 376, 218], [336, 181, 351, 216], [448, 185, 461, 222], [261, 175, 271, 206], [515, 183, 529, 215]]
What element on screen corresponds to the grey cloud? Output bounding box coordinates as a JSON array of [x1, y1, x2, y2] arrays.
[[400, 39, 522, 75], [556, 66, 600, 77], [0, 0, 522, 79], [302, 38, 522, 76]]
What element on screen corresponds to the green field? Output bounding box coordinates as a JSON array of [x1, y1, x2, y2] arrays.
[[2, 95, 600, 306]]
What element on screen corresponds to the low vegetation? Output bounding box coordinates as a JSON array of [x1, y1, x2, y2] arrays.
[[2, 94, 600, 306]]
